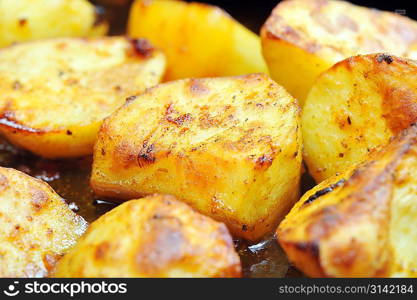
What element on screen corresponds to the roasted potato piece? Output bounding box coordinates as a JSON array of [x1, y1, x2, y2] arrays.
[[0, 167, 87, 277], [128, 0, 268, 81], [261, 0, 417, 104], [91, 74, 302, 241], [53, 194, 241, 277], [0, 0, 107, 48], [302, 54, 417, 182], [278, 124, 417, 277], [0, 37, 165, 158]]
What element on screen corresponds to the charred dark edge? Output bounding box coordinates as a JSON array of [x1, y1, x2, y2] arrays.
[[281, 125, 417, 277], [128, 38, 155, 59], [278, 239, 326, 277], [255, 154, 274, 169], [137, 141, 156, 168], [125, 95, 138, 103], [376, 54, 394, 64], [303, 179, 346, 206], [294, 241, 320, 260]]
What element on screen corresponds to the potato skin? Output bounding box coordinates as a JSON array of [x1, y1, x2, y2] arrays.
[[128, 0, 268, 81], [53, 194, 241, 278], [302, 54, 417, 182], [278, 125, 417, 277], [0, 0, 107, 48], [0, 37, 165, 158], [261, 0, 417, 103], [0, 167, 87, 278], [91, 74, 302, 241]]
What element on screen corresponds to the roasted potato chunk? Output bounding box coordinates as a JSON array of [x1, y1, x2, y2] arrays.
[[91, 74, 302, 241], [261, 0, 417, 103], [302, 54, 417, 182], [278, 124, 417, 277], [53, 194, 241, 277], [0, 0, 107, 48], [128, 0, 268, 81], [0, 37, 165, 158], [0, 167, 87, 277]]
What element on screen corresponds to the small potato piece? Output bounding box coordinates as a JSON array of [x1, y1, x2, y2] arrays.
[[91, 74, 302, 241], [0, 0, 107, 48], [261, 0, 417, 103], [302, 54, 417, 182], [53, 194, 241, 277], [128, 0, 268, 81], [0, 167, 87, 278], [0, 37, 165, 158], [278, 125, 417, 277]]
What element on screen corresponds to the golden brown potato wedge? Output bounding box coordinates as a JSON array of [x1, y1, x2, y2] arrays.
[[302, 54, 417, 182], [261, 0, 417, 103], [278, 124, 417, 277], [128, 0, 268, 81], [0, 37, 165, 158], [0, 0, 107, 48], [53, 194, 241, 277], [91, 74, 302, 241], [0, 167, 87, 278]]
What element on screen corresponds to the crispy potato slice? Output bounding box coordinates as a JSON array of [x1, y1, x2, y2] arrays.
[[91, 74, 302, 241], [53, 194, 241, 277], [278, 125, 417, 277], [261, 0, 417, 103], [0, 167, 87, 278], [302, 54, 417, 182], [0, 0, 107, 48], [0, 37, 165, 158], [128, 0, 268, 81]]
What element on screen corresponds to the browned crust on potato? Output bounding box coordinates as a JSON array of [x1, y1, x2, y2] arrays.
[[135, 195, 242, 277], [278, 124, 417, 277], [262, 15, 321, 55], [0, 167, 87, 277], [137, 141, 157, 168], [279, 240, 326, 277], [0, 36, 165, 158], [331, 54, 417, 135], [135, 213, 186, 275], [128, 38, 156, 58], [262, 0, 417, 57], [91, 73, 301, 241], [53, 194, 241, 277]]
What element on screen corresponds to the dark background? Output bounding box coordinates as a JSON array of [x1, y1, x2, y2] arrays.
[[92, 0, 417, 34]]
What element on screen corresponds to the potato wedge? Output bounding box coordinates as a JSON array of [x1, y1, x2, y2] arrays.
[[302, 54, 417, 182], [261, 0, 417, 104], [0, 0, 107, 48], [128, 0, 268, 81], [0, 167, 87, 277], [91, 74, 302, 241], [278, 124, 417, 277], [0, 37, 165, 158], [53, 194, 241, 277]]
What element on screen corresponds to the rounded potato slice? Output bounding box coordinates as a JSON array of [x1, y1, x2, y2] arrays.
[[128, 0, 268, 81], [278, 125, 417, 277], [91, 73, 302, 241], [261, 0, 417, 103], [53, 194, 241, 278], [302, 54, 417, 182], [0, 37, 166, 158], [0, 167, 87, 277], [0, 0, 107, 48]]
